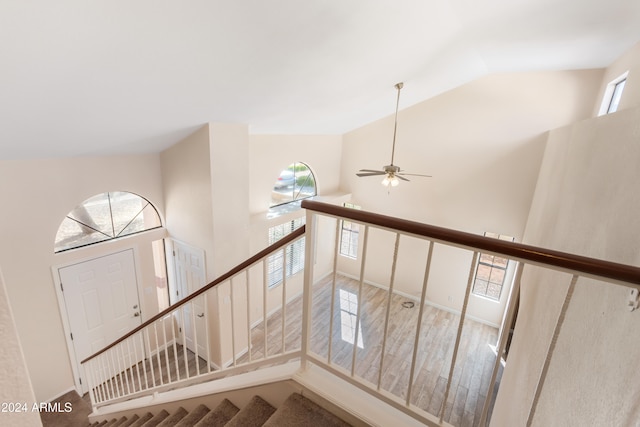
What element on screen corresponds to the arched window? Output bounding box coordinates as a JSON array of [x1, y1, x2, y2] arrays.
[[54, 191, 162, 253], [270, 162, 316, 207]]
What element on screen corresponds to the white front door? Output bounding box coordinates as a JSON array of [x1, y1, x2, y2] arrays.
[[171, 240, 207, 357], [59, 249, 142, 392]]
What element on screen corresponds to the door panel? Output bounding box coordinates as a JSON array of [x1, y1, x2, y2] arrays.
[[59, 249, 142, 392], [171, 240, 207, 357]]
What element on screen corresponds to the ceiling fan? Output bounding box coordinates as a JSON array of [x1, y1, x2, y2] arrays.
[[356, 82, 431, 187]]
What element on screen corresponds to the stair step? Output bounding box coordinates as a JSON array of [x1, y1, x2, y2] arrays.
[[194, 399, 239, 427], [128, 412, 153, 427], [156, 407, 188, 426], [106, 416, 128, 426], [263, 393, 351, 426], [90, 392, 351, 427], [118, 414, 141, 427], [174, 404, 211, 427], [225, 396, 275, 427], [139, 409, 169, 427]]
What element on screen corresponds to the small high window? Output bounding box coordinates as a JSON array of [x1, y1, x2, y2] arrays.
[[270, 162, 316, 207], [472, 232, 514, 301], [55, 192, 162, 253], [599, 72, 628, 115]]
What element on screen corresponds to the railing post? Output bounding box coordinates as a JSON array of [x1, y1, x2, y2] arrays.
[[327, 218, 342, 364], [301, 209, 317, 370]]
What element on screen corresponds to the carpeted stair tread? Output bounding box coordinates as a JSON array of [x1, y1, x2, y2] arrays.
[[194, 399, 239, 427], [225, 396, 275, 427], [107, 416, 129, 426], [263, 393, 351, 427], [174, 404, 211, 427], [127, 412, 153, 427], [118, 414, 141, 427], [156, 407, 188, 426], [139, 409, 169, 427]]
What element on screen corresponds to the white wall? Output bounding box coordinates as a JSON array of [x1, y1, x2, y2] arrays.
[[160, 125, 217, 281], [0, 154, 165, 402], [0, 267, 42, 426], [492, 43, 640, 426], [339, 70, 603, 325]]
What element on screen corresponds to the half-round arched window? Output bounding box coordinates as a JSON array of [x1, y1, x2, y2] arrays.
[[54, 191, 162, 253], [270, 162, 316, 207]]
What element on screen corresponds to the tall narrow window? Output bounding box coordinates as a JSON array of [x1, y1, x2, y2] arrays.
[[472, 232, 514, 301], [266, 217, 305, 288], [54, 192, 162, 253], [339, 203, 361, 259]]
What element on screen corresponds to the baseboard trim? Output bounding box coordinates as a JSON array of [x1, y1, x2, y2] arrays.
[[337, 271, 500, 328]]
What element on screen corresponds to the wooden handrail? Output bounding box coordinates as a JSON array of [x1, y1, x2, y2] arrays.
[[81, 226, 306, 364], [301, 200, 640, 286]]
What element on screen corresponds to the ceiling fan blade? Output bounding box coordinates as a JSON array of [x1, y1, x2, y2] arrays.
[[398, 172, 432, 178], [356, 171, 386, 177], [358, 169, 385, 173], [396, 175, 410, 182]]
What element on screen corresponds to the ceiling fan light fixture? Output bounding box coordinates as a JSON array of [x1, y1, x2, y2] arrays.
[[381, 174, 400, 187]]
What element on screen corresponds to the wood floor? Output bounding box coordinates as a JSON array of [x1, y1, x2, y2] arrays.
[[96, 274, 501, 427], [241, 274, 502, 427]]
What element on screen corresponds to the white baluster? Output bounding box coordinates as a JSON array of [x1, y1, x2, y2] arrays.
[[440, 251, 478, 424], [351, 225, 369, 377], [378, 233, 401, 390], [406, 241, 434, 406]]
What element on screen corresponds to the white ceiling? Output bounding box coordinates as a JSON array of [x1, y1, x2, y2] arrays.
[[1, 0, 639, 160]]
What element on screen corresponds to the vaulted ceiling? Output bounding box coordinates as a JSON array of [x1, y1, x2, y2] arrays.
[[1, 0, 638, 160]]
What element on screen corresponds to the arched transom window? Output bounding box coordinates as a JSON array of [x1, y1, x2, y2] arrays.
[[270, 162, 316, 207], [54, 191, 162, 253]]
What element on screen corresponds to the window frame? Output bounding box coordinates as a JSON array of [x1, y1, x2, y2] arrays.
[[471, 232, 514, 301], [54, 191, 162, 253], [266, 217, 305, 288], [598, 71, 629, 116], [270, 162, 317, 208], [339, 203, 361, 259]]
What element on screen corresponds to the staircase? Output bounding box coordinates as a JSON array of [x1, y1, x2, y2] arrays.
[[87, 393, 351, 427]]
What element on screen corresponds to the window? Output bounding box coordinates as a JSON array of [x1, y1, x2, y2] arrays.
[[472, 232, 514, 301], [54, 192, 162, 253], [270, 162, 316, 207], [339, 203, 361, 259], [599, 72, 628, 115], [266, 217, 305, 287]]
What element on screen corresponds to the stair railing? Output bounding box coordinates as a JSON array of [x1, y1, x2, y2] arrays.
[[82, 200, 640, 426], [299, 200, 640, 427], [81, 226, 306, 408]]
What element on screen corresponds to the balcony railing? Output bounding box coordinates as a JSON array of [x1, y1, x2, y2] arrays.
[[81, 200, 640, 426]]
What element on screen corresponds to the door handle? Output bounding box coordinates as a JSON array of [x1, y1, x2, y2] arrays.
[[197, 313, 204, 318]]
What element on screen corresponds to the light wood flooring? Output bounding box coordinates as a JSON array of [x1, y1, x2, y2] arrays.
[[240, 274, 502, 427], [96, 274, 501, 427]]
